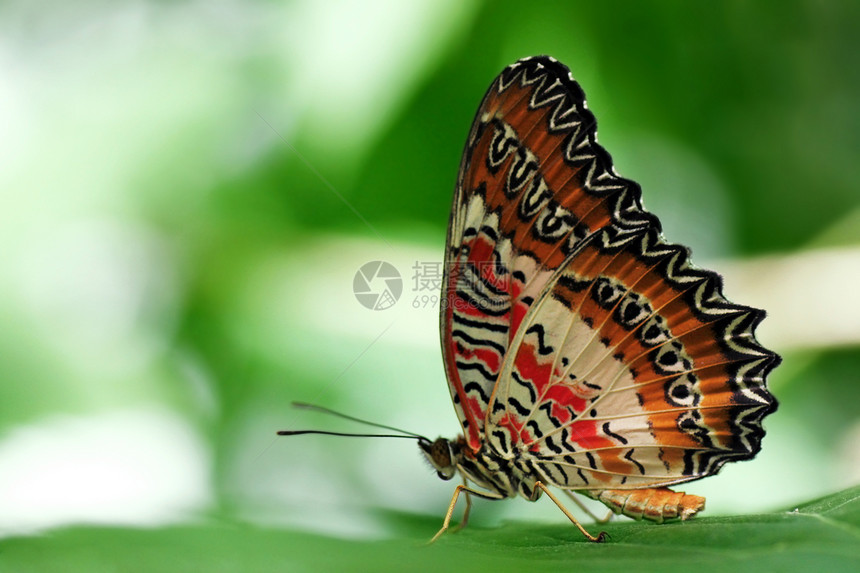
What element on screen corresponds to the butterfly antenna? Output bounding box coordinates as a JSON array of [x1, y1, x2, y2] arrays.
[[278, 401, 429, 441]]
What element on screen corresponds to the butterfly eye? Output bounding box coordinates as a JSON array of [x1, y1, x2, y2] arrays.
[[436, 470, 454, 481]]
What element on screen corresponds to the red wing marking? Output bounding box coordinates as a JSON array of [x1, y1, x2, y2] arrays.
[[488, 225, 778, 488]]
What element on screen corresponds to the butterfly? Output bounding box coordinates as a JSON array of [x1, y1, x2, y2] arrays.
[[416, 55, 780, 542]]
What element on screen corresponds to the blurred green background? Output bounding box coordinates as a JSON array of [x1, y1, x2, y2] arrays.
[[1, 0, 858, 548]]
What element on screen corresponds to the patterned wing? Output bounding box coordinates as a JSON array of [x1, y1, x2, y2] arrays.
[[486, 225, 779, 489], [441, 56, 655, 452]]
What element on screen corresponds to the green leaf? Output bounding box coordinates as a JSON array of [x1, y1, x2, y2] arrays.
[[3, 487, 858, 573]]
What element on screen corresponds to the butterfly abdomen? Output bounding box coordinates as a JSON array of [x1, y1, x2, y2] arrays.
[[584, 488, 706, 523]]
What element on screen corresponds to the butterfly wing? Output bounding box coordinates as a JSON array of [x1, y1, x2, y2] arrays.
[[486, 225, 779, 489], [457, 60, 781, 489], [441, 56, 655, 452]]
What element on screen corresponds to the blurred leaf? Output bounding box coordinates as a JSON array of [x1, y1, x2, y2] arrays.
[[3, 487, 858, 573]]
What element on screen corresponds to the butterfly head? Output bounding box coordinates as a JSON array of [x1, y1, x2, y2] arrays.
[[419, 437, 459, 481]]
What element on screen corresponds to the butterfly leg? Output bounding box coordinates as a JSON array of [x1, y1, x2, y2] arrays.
[[536, 482, 608, 542], [452, 478, 472, 532], [429, 485, 504, 544], [584, 488, 706, 523], [562, 489, 615, 524]]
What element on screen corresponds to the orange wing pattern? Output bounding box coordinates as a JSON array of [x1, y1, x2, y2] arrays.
[[441, 56, 654, 451], [488, 227, 777, 489]]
